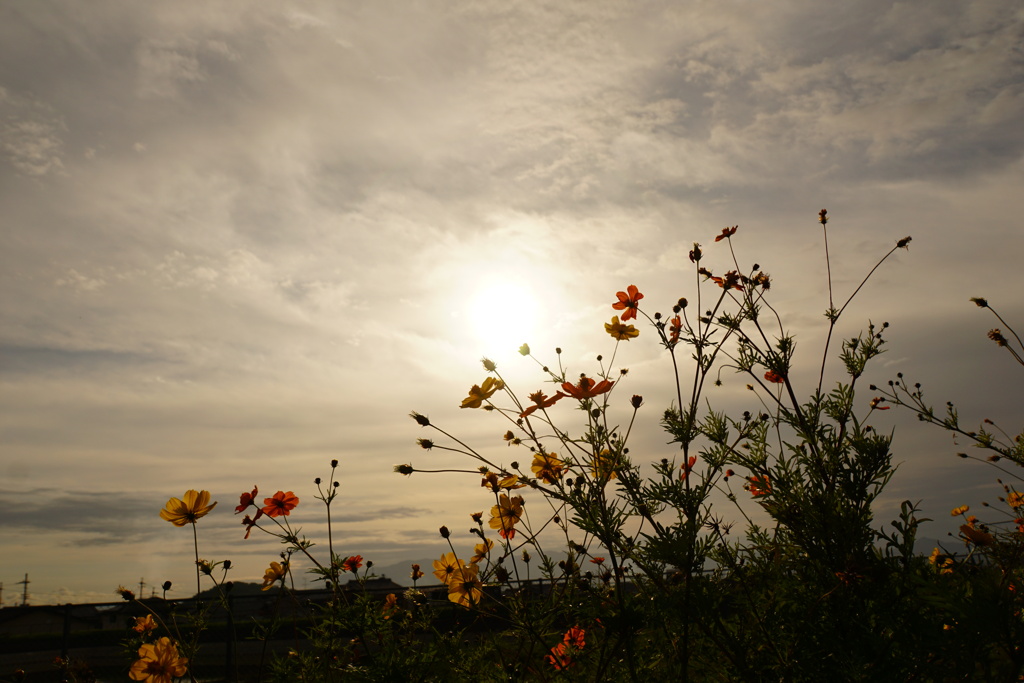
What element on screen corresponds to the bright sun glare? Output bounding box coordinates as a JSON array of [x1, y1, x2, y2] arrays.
[[466, 281, 540, 356]]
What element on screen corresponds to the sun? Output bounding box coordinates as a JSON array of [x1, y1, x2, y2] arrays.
[[465, 281, 540, 356]]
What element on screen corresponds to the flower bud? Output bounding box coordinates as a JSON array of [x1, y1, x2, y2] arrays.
[[631, 395, 643, 409], [439, 525, 450, 538]]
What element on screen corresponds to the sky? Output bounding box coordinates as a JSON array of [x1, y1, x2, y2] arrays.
[[2, 0, 1023, 605]]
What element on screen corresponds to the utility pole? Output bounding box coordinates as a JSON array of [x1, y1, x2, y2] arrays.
[[138, 577, 146, 598], [0, 581, 4, 607], [17, 574, 29, 606]]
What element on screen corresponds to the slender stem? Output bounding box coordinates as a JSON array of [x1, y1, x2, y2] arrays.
[[191, 523, 200, 598]]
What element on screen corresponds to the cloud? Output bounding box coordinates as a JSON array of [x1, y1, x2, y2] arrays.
[[0, 87, 66, 176]]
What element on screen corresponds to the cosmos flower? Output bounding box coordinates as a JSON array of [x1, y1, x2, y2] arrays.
[[447, 563, 483, 607], [520, 390, 565, 418], [342, 555, 364, 573], [460, 377, 505, 409], [470, 538, 494, 564], [612, 284, 643, 321], [748, 475, 771, 497], [128, 637, 188, 683], [235, 486, 258, 513], [489, 494, 524, 532], [531, 452, 565, 484], [159, 490, 217, 527], [714, 225, 738, 242], [261, 491, 299, 518], [561, 376, 614, 400], [592, 449, 620, 481], [605, 316, 640, 341], [132, 615, 157, 634], [433, 552, 462, 584], [261, 561, 287, 591]]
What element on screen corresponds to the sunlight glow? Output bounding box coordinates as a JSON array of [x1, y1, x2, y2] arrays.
[[466, 281, 540, 356]]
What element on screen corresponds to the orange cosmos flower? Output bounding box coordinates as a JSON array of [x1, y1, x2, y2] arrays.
[[714, 225, 738, 242], [241, 510, 263, 539], [546, 626, 585, 670], [160, 490, 217, 527], [128, 637, 188, 683], [261, 491, 299, 518], [564, 626, 585, 648], [681, 455, 697, 479], [960, 524, 995, 547], [748, 475, 771, 497], [764, 370, 785, 384], [612, 284, 643, 321], [235, 485, 258, 513], [561, 376, 614, 400], [381, 593, 398, 619], [520, 390, 565, 418], [669, 315, 682, 346], [410, 563, 424, 581], [342, 555, 364, 573]]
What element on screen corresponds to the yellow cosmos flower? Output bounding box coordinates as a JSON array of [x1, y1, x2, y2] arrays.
[[261, 561, 288, 591], [950, 505, 969, 517], [531, 452, 565, 484], [432, 552, 463, 584], [159, 490, 217, 527], [460, 377, 505, 409], [604, 316, 639, 341], [471, 538, 494, 564], [132, 614, 157, 634], [128, 637, 188, 683], [447, 563, 483, 607], [591, 449, 620, 481], [488, 494, 524, 532], [1007, 491, 1024, 508]]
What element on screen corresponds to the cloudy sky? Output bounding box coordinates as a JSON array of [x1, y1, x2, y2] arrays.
[[2, 1, 1023, 605]]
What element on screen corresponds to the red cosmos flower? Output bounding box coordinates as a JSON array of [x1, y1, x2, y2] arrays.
[[590, 557, 605, 565], [546, 642, 573, 670], [235, 485, 258, 513], [564, 626, 585, 649], [342, 555, 363, 573], [764, 371, 785, 384], [546, 626, 586, 670], [681, 455, 698, 479], [612, 285, 643, 321], [561, 376, 614, 400], [241, 510, 263, 539], [520, 390, 566, 418], [498, 527, 516, 540], [748, 475, 771, 497], [870, 397, 890, 410], [714, 225, 738, 242], [261, 491, 299, 518], [669, 315, 682, 346]]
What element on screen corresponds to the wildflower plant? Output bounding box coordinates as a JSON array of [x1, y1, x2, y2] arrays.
[[127, 209, 1024, 681], [400, 211, 981, 680]]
